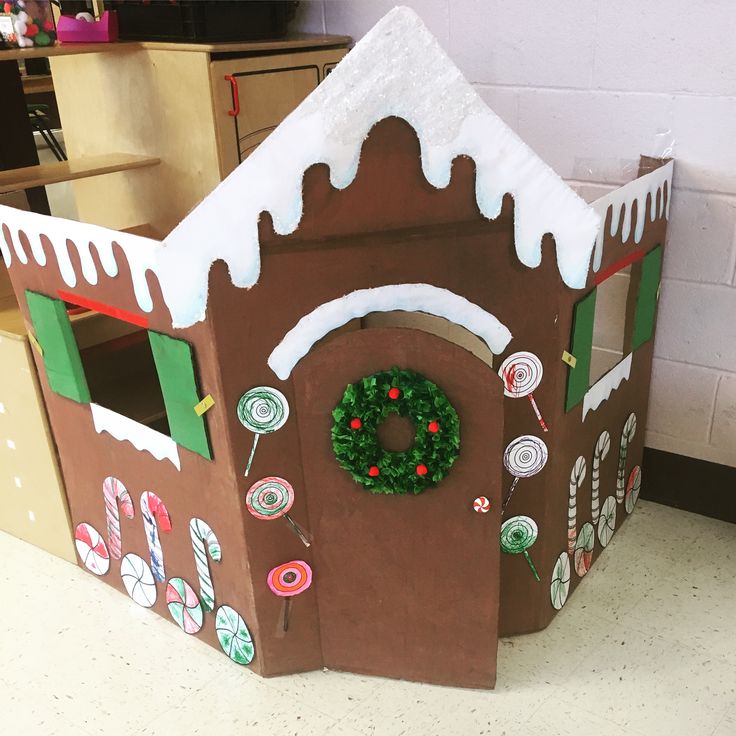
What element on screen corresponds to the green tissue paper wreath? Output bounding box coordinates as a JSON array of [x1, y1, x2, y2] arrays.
[[331, 367, 461, 495]]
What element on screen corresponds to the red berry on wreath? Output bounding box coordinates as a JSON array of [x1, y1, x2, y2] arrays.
[[416, 464, 428, 476], [368, 465, 380, 477], [427, 421, 440, 433], [350, 417, 362, 429], [388, 387, 401, 399]]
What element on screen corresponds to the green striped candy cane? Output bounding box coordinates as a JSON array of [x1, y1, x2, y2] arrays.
[[616, 413, 637, 504], [189, 518, 221, 612]]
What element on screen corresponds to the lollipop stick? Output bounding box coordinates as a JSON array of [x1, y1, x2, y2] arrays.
[[244, 434, 260, 477], [284, 514, 312, 548], [527, 393, 548, 432], [523, 550, 540, 582], [283, 597, 291, 632], [502, 476, 520, 513]]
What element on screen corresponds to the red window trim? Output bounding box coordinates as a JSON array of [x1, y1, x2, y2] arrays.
[[58, 290, 150, 328], [594, 249, 647, 285]]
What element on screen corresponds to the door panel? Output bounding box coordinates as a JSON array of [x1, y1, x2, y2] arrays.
[[293, 327, 504, 688]]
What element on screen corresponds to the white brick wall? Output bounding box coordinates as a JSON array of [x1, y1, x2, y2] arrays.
[[294, 0, 736, 468]]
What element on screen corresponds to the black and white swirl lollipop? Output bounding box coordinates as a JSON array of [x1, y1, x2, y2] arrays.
[[502, 435, 548, 512]]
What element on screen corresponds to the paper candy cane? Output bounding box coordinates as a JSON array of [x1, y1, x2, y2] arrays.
[[568, 456, 586, 557], [140, 491, 172, 582], [616, 413, 637, 504], [189, 518, 221, 612], [103, 476, 134, 560], [591, 431, 611, 525]]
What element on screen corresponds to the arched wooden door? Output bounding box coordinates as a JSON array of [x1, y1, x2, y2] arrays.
[[292, 327, 504, 688]]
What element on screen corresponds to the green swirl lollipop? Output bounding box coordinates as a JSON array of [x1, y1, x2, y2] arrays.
[[500, 515, 540, 581], [237, 386, 289, 476]]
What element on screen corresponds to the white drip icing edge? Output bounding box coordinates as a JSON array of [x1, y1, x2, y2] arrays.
[[268, 283, 512, 380], [582, 353, 633, 420], [90, 403, 181, 471], [0, 8, 600, 330], [591, 160, 673, 272]]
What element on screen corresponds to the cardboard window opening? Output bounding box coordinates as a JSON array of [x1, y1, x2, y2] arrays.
[[566, 244, 663, 412]]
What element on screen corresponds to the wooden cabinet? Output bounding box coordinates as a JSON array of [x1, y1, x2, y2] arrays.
[[49, 36, 349, 235], [211, 48, 344, 177]]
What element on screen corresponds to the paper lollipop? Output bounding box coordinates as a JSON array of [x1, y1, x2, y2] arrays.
[[616, 412, 637, 504], [625, 465, 641, 514], [473, 496, 490, 513], [591, 430, 611, 525], [237, 386, 289, 476], [550, 551, 571, 610], [215, 605, 255, 666], [568, 456, 586, 556], [74, 522, 109, 576], [502, 435, 548, 512], [500, 515, 540, 581], [246, 476, 311, 547], [574, 522, 595, 577], [498, 352, 548, 432], [166, 577, 203, 635], [267, 560, 313, 632]]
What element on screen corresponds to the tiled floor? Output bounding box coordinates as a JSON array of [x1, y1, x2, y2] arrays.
[[2, 500, 735, 735]]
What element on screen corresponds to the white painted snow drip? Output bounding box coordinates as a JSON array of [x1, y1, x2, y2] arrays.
[[582, 353, 633, 420], [591, 160, 673, 272], [90, 403, 181, 470], [0, 204, 159, 313], [267, 283, 513, 380]]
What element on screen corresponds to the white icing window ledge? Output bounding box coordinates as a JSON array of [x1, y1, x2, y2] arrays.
[[582, 353, 633, 421], [90, 403, 181, 471]]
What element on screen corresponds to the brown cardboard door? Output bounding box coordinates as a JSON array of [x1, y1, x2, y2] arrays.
[[292, 327, 504, 688]]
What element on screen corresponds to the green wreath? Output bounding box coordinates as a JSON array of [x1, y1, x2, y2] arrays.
[[331, 367, 461, 495]]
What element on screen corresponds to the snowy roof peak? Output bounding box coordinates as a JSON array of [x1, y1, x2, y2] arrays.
[[158, 5, 600, 326], [0, 7, 600, 330]]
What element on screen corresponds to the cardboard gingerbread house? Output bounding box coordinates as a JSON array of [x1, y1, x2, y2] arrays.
[[1, 8, 672, 688]]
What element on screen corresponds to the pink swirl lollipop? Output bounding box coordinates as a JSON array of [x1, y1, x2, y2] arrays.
[[267, 560, 313, 632], [246, 477, 311, 547], [498, 352, 548, 432]]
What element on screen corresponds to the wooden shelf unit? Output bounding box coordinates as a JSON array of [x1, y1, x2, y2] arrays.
[[0, 153, 160, 194]]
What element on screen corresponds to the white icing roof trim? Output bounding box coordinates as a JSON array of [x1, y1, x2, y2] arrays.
[[0, 204, 159, 313], [0, 7, 600, 329], [90, 403, 181, 470], [582, 353, 632, 420], [162, 6, 600, 327], [267, 283, 513, 380], [591, 160, 673, 272]]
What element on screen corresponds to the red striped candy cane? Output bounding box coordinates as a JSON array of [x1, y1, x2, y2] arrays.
[[103, 476, 134, 560], [568, 456, 586, 556], [140, 491, 172, 583]]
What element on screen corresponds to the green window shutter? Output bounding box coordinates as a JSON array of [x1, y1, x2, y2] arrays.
[[25, 290, 90, 403], [631, 245, 663, 351], [565, 288, 597, 412], [148, 330, 212, 460]]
